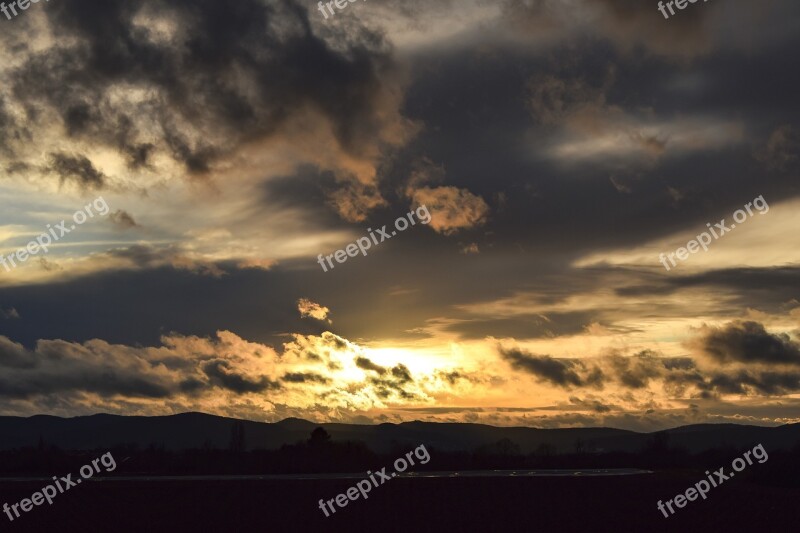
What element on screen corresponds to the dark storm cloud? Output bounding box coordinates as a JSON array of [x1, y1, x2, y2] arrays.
[[499, 347, 603, 388], [661, 365, 706, 396], [662, 357, 696, 371], [0, 337, 174, 399], [436, 370, 466, 385], [109, 210, 140, 229], [355, 356, 387, 375], [0, 327, 461, 412], [281, 372, 331, 384], [0, 96, 30, 155], [0, 374, 170, 399], [737, 371, 800, 395], [703, 370, 800, 396], [387, 0, 800, 268], [0, 336, 35, 369], [499, 324, 800, 398], [660, 358, 800, 398], [258, 167, 345, 226], [2, 0, 401, 183], [321, 332, 348, 351], [1, 0, 800, 419], [0, 331, 295, 400], [607, 350, 665, 389], [46, 152, 107, 189], [202, 360, 280, 394], [691, 321, 800, 365], [367, 364, 417, 400], [178, 378, 206, 394], [1, 1, 797, 351], [391, 363, 413, 384], [568, 396, 613, 413]]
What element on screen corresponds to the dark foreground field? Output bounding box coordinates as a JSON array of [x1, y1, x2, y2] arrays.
[[1, 472, 798, 533]]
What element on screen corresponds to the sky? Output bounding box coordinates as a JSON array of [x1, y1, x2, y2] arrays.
[[0, 0, 799, 431]]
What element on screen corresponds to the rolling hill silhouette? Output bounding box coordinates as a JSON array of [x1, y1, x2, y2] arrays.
[[1, 413, 798, 453]]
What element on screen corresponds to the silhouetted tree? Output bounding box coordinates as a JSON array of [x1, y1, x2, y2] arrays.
[[308, 427, 331, 448]]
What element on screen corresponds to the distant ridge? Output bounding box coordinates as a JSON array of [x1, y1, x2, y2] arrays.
[[0, 413, 797, 453]]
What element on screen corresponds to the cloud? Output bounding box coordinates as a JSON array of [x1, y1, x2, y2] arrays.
[[568, 395, 613, 413], [498, 325, 800, 400], [0, 0, 415, 217], [408, 186, 489, 235], [498, 347, 603, 388], [0, 308, 20, 320], [2, 0, 800, 432], [756, 125, 799, 172], [236, 258, 276, 271], [704, 369, 800, 396], [0, 329, 446, 414], [0, 337, 35, 369], [391, 363, 413, 384], [368, 363, 418, 400], [0, 331, 284, 400], [527, 69, 742, 164], [436, 370, 466, 385], [201, 359, 280, 394], [401, 157, 489, 235], [0, 337, 175, 398], [355, 356, 387, 375], [327, 183, 387, 223], [281, 372, 331, 384], [297, 298, 331, 323], [689, 320, 800, 365], [105, 244, 227, 277], [37, 258, 62, 272], [527, 72, 610, 127], [109, 210, 140, 229], [606, 350, 665, 389], [46, 152, 107, 190]]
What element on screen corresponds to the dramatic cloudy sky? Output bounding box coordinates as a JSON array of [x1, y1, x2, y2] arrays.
[[1, 0, 799, 430]]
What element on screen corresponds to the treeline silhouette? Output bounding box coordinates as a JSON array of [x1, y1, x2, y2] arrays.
[[1, 426, 798, 487]]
